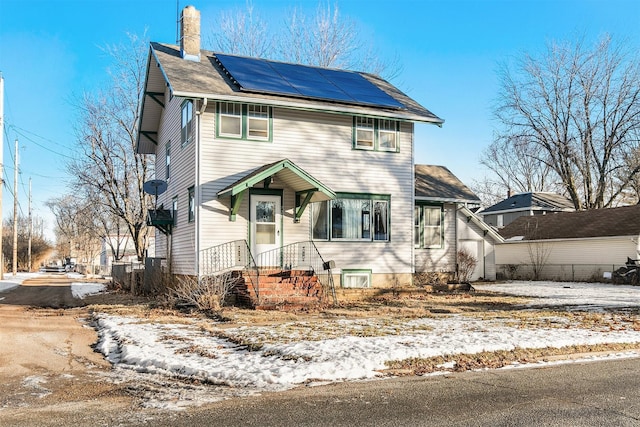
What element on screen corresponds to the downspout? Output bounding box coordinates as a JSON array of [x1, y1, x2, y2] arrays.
[[195, 97, 207, 281], [410, 124, 415, 286]]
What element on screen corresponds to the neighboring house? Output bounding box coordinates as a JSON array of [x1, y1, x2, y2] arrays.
[[136, 6, 444, 304], [414, 165, 503, 281], [100, 235, 155, 268], [496, 205, 640, 281], [480, 192, 575, 228]]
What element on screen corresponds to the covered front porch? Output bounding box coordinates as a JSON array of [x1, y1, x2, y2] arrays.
[[206, 159, 338, 308]]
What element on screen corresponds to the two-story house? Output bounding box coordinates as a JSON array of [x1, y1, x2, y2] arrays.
[[137, 6, 444, 304]]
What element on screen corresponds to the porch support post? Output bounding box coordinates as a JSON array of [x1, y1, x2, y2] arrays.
[[230, 190, 246, 221], [294, 190, 316, 223]]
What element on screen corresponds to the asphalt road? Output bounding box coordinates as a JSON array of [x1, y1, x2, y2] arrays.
[[174, 357, 640, 427]]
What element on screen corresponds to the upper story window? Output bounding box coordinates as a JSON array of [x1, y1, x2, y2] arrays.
[[165, 142, 171, 180], [355, 117, 374, 149], [353, 116, 399, 152], [219, 102, 242, 137], [181, 100, 193, 146], [415, 205, 443, 249], [311, 194, 390, 242], [217, 102, 272, 141]]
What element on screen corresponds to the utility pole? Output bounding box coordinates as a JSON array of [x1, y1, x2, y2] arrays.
[[0, 74, 4, 280], [28, 178, 32, 272], [12, 138, 17, 276]]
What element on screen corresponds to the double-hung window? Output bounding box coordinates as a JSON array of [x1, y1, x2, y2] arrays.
[[311, 195, 390, 242], [415, 205, 443, 249], [355, 117, 374, 149], [181, 100, 193, 146], [172, 196, 178, 226], [165, 142, 171, 180], [247, 104, 269, 139], [188, 187, 195, 223], [219, 102, 242, 137], [353, 116, 398, 152], [217, 102, 271, 141]]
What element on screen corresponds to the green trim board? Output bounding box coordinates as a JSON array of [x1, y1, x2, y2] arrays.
[[218, 159, 336, 199]]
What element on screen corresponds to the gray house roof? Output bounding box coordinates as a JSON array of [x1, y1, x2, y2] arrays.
[[499, 204, 640, 241], [481, 192, 575, 215], [415, 165, 480, 204], [137, 42, 444, 154]]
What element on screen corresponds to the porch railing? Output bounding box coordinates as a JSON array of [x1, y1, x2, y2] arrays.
[[254, 241, 337, 304], [200, 240, 260, 300]]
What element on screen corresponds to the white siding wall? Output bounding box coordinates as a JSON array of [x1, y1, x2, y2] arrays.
[[456, 211, 498, 281], [152, 93, 196, 275], [197, 106, 416, 284], [414, 203, 457, 274]]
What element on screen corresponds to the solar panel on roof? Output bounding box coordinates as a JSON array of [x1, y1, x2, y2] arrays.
[[215, 53, 404, 109]]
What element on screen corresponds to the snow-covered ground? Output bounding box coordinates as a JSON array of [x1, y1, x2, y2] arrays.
[[91, 280, 640, 409], [0, 272, 39, 293], [71, 282, 106, 299]]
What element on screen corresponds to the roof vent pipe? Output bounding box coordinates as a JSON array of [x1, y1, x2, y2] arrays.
[[180, 5, 201, 62]]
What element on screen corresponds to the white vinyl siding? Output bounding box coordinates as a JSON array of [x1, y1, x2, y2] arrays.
[[153, 94, 196, 275], [197, 107, 415, 283]]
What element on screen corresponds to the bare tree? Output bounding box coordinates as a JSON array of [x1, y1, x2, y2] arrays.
[[206, 1, 401, 78], [2, 215, 52, 272], [68, 32, 153, 261], [207, 1, 273, 58], [493, 34, 640, 209]]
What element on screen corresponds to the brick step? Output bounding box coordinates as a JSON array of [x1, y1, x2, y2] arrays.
[[231, 268, 325, 309]]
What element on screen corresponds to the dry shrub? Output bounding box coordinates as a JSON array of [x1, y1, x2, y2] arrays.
[[169, 272, 240, 316], [457, 249, 478, 283]]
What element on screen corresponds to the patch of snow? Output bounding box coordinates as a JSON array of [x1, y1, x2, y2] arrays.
[[0, 272, 39, 292], [71, 282, 106, 299], [474, 281, 640, 310], [89, 280, 640, 409]]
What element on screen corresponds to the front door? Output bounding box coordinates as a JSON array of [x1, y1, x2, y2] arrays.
[[250, 194, 281, 264]]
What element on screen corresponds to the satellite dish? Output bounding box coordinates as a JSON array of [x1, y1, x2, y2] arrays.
[[143, 180, 168, 209], [143, 180, 168, 196]]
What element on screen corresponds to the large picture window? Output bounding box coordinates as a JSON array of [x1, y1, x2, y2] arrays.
[[217, 102, 271, 141], [415, 205, 443, 249], [311, 195, 390, 242], [353, 116, 398, 152]]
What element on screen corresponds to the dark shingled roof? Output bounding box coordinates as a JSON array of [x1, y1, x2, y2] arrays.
[[150, 42, 443, 123], [415, 165, 480, 203], [499, 204, 640, 240], [482, 192, 575, 214]]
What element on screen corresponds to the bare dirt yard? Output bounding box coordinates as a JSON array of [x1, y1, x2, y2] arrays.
[[0, 275, 164, 426]]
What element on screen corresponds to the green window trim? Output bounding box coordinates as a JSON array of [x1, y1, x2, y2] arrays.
[[311, 193, 391, 243], [216, 101, 273, 142], [352, 116, 399, 152], [341, 269, 372, 288], [415, 203, 444, 249]]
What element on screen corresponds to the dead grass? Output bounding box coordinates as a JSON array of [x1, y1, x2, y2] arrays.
[[384, 342, 640, 375]]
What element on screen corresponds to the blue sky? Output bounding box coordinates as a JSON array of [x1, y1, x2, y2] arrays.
[[1, 0, 639, 240]]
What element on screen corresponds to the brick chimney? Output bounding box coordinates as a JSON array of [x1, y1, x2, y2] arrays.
[[180, 5, 200, 62]]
